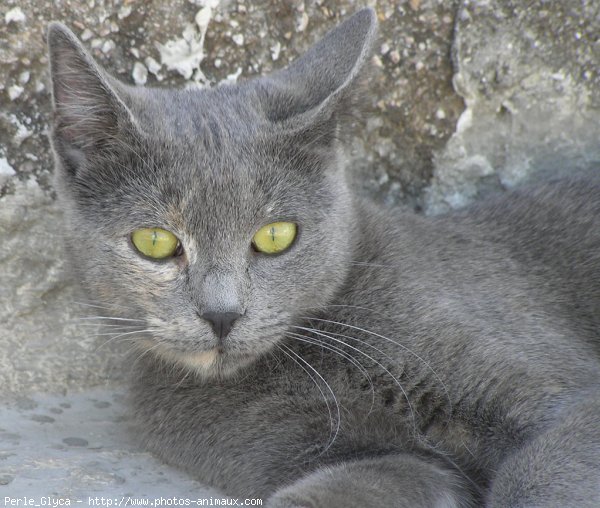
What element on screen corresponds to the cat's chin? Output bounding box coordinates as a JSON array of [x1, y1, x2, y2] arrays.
[[135, 339, 257, 380]]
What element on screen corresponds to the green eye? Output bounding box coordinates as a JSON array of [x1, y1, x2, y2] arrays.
[[252, 222, 297, 254], [131, 228, 180, 259]]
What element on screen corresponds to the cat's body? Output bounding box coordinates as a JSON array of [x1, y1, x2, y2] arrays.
[[48, 9, 600, 507], [132, 181, 600, 506]]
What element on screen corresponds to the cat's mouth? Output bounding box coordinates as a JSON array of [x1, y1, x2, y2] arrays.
[[134, 313, 258, 375], [138, 338, 219, 367], [175, 348, 221, 370]]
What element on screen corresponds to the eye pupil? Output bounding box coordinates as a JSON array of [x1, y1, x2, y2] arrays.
[[131, 228, 180, 260], [252, 222, 297, 255]]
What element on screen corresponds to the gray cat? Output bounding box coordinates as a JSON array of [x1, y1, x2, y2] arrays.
[[47, 8, 600, 507]]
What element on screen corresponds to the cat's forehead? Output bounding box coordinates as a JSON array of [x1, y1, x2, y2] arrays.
[[130, 86, 321, 199], [137, 84, 268, 150], [121, 109, 322, 233], [132, 90, 269, 177]]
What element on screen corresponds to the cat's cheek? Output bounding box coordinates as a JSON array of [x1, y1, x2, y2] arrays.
[[121, 240, 185, 284]]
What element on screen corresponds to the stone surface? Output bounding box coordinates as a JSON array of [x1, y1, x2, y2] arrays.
[[0, 178, 128, 394], [428, 0, 600, 213], [0, 388, 223, 499]]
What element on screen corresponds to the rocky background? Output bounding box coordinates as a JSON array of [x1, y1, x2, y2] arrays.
[[1, 0, 599, 394]]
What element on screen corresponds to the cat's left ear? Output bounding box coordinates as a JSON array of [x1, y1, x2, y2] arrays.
[[257, 8, 378, 135], [47, 22, 140, 174]]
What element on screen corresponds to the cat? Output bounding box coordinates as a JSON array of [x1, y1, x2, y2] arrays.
[[47, 8, 600, 507]]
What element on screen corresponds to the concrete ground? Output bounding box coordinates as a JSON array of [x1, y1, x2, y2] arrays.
[[0, 388, 224, 502]]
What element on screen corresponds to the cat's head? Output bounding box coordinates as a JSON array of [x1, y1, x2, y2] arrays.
[[48, 9, 377, 379]]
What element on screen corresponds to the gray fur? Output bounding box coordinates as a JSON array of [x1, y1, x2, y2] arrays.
[[48, 9, 600, 507]]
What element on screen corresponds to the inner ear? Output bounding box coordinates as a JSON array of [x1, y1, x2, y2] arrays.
[[256, 8, 377, 126]]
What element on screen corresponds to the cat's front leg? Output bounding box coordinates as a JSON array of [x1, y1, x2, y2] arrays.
[[488, 392, 600, 508], [267, 454, 473, 508]]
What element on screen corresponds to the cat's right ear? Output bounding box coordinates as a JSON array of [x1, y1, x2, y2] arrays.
[[47, 23, 138, 174], [256, 8, 378, 137]]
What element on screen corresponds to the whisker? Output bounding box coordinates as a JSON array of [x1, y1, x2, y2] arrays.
[[291, 325, 416, 435], [305, 303, 383, 315], [277, 343, 341, 456], [74, 323, 141, 329], [72, 300, 137, 311], [174, 368, 193, 390], [292, 325, 476, 493], [91, 330, 154, 337], [419, 437, 484, 497], [94, 328, 157, 352], [130, 340, 164, 370], [301, 317, 452, 420], [74, 316, 147, 323], [285, 332, 376, 413]]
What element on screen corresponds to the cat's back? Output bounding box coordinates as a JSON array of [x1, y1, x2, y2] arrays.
[[458, 174, 600, 258], [350, 175, 600, 358], [345, 175, 600, 429], [382, 174, 600, 308], [454, 175, 600, 338]]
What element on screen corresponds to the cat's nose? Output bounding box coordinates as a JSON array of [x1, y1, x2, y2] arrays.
[[201, 311, 242, 339]]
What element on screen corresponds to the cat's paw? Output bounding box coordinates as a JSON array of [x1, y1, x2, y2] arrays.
[[266, 456, 467, 508], [266, 489, 317, 508], [266, 466, 365, 508]]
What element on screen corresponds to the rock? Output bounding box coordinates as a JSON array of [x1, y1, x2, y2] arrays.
[[0, 179, 128, 394], [5, 7, 26, 25], [427, 0, 600, 213], [0, 0, 598, 394], [132, 61, 148, 85]]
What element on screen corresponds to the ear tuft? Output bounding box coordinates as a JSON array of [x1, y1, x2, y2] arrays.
[[258, 8, 378, 127]]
